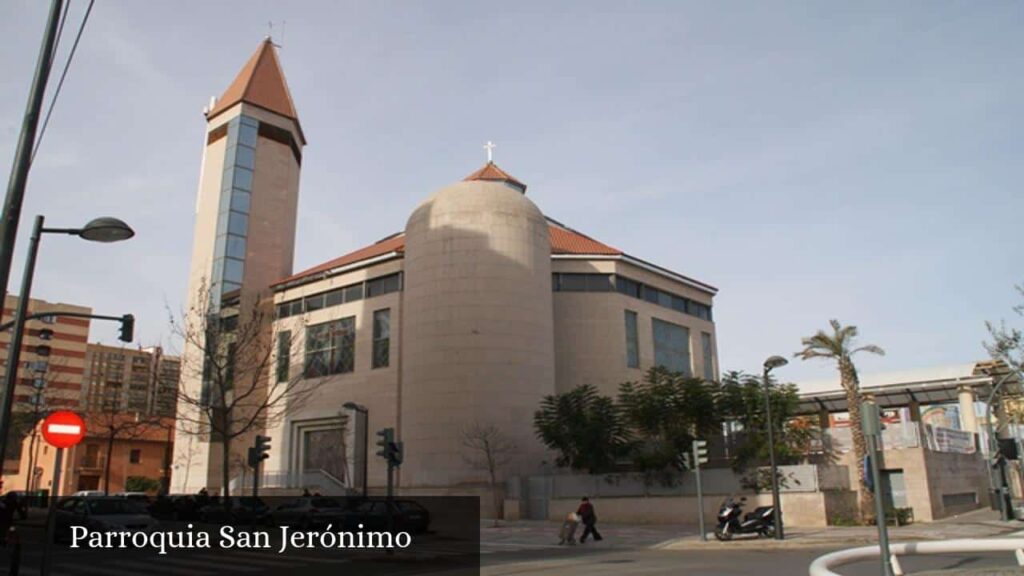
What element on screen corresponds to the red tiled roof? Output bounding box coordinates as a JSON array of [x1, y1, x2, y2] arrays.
[[208, 39, 302, 137], [274, 233, 406, 286], [273, 222, 621, 288], [548, 224, 621, 256], [463, 162, 527, 192]]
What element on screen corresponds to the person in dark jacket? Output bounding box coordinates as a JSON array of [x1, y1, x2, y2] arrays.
[[576, 497, 602, 543]]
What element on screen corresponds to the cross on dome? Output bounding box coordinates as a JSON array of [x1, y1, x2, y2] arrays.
[[483, 141, 496, 163]]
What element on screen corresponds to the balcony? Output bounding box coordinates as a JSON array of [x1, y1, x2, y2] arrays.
[[79, 455, 106, 470]]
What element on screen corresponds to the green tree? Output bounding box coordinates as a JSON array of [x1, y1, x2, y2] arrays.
[[125, 476, 161, 493], [717, 370, 816, 472], [985, 283, 1024, 374], [617, 367, 719, 475], [795, 319, 884, 519], [533, 385, 630, 474]]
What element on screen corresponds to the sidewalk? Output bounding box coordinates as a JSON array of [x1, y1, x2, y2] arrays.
[[659, 508, 1024, 551]]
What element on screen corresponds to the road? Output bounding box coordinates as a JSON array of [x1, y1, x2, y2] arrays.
[[481, 547, 1020, 575], [1, 515, 1021, 575]]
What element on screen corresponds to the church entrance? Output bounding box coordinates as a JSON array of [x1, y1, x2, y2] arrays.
[[292, 418, 349, 491]]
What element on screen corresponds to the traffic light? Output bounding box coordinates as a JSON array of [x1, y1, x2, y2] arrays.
[[693, 439, 709, 466], [375, 428, 402, 467], [376, 427, 395, 459], [119, 314, 135, 343], [677, 452, 692, 470], [249, 435, 271, 468], [390, 441, 404, 466]]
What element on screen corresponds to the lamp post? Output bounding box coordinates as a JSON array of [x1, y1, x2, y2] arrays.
[[344, 401, 369, 498], [763, 354, 789, 540], [0, 215, 133, 469]]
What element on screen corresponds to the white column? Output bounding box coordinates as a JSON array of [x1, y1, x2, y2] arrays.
[[958, 385, 979, 434]]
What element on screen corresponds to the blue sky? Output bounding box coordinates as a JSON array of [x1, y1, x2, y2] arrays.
[[1, 1, 1021, 383]]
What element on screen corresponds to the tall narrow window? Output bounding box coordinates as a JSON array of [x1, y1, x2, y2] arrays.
[[652, 318, 691, 376], [373, 309, 391, 369], [624, 310, 639, 368], [277, 330, 291, 382], [701, 332, 714, 382]]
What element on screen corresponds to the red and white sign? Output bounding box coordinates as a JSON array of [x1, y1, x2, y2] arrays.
[[42, 411, 86, 449]]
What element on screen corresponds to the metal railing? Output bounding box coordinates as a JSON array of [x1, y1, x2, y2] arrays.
[[809, 538, 1024, 576]]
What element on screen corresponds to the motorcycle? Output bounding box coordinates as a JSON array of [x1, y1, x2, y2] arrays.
[[713, 496, 776, 541]]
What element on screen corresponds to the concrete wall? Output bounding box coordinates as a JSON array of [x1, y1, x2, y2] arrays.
[[833, 443, 989, 522], [541, 491, 854, 527], [922, 450, 990, 519], [551, 259, 717, 399]]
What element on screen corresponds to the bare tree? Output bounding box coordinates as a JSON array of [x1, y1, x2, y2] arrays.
[[461, 422, 516, 525], [13, 356, 71, 491], [89, 391, 164, 494], [172, 283, 312, 499]]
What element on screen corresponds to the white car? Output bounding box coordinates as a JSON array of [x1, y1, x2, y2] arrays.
[[55, 496, 158, 541], [72, 490, 106, 498]]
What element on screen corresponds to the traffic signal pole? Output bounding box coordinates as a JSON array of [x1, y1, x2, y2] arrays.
[[693, 439, 708, 542], [862, 400, 895, 576], [694, 448, 706, 541], [376, 428, 402, 556], [249, 435, 270, 498], [40, 447, 62, 576]]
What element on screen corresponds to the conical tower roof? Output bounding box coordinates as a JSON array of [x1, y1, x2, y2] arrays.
[[463, 162, 527, 193], [208, 39, 302, 138]]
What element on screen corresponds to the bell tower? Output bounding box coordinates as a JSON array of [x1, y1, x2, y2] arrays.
[[172, 39, 304, 493]]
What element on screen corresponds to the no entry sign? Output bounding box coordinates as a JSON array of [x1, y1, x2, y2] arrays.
[[42, 411, 86, 448]]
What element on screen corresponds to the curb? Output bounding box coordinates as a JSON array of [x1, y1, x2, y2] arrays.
[[653, 534, 989, 552]]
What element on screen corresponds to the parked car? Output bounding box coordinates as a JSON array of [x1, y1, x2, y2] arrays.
[[111, 492, 152, 504], [340, 499, 430, 534], [198, 497, 269, 524], [3, 491, 30, 519], [55, 497, 157, 541], [72, 490, 106, 498], [269, 497, 347, 528]]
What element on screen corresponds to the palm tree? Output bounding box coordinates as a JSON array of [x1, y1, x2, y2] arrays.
[[795, 319, 884, 520]]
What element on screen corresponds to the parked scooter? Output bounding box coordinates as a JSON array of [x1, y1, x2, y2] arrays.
[[713, 496, 776, 540]]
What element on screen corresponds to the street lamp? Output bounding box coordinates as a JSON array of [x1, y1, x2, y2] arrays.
[[763, 354, 788, 540], [343, 401, 369, 498], [0, 215, 134, 469]]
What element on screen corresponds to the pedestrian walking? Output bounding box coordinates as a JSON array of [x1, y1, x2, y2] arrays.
[[577, 497, 602, 543]]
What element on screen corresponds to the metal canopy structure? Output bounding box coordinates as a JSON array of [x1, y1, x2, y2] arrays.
[[794, 361, 1022, 416]]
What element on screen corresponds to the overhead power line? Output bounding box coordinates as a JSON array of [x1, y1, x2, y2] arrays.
[[32, 0, 97, 164]]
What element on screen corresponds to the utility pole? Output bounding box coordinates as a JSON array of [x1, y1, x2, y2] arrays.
[[0, 0, 64, 341]]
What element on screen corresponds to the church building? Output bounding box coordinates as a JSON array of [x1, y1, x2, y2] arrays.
[[172, 40, 719, 498]]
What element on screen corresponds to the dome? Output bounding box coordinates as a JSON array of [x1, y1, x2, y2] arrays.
[[399, 175, 556, 488]]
